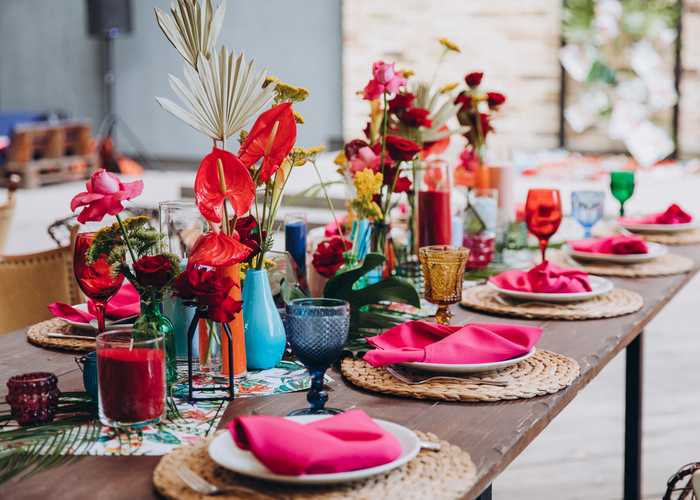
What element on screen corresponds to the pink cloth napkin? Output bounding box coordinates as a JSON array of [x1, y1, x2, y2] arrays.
[[48, 282, 140, 323], [229, 410, 402, 476], [569, 235, 649, 255], [490, 261, 592, 293], [363, 320, 542, 367], [620, 204, 693, 225]]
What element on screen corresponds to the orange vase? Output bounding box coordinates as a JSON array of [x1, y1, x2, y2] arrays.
[[221, 264, 247, 377]]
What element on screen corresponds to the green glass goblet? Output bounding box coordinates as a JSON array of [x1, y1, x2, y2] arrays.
[[610, 171, 635, 216]]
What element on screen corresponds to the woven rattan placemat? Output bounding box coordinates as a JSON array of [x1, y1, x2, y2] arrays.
[[153, 431, 477, 500], [550, 251, 694, 278], [639, 229, 700, 245], [26, 318, 95, 353], [341, 350, 579, 402], [460, 285, 643, 320]]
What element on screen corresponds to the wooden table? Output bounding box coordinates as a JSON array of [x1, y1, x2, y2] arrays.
[[1, 246, 697, 500]]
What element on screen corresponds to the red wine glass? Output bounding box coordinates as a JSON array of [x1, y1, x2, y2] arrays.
[[73, 232, 124, 332], [525, 189, 562, 262]]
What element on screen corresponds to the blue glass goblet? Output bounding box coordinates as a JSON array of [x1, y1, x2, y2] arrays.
[[571, 190, 605, 239], [286, 298, 350, 416]]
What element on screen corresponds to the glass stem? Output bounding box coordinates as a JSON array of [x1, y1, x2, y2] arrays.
[[94, 301, 106, 333], [619, 204, 625, 217], [307, 367, 328, 412], [539, 239, 547, 263], [584, 225, 592, 239]]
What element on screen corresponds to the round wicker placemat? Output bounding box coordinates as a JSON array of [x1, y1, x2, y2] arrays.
[[340, 350, 579, 402], [550, 251, 694, 278], [460, 285, 643, 320], [26, 318, 95, 353], [639, 229, 700, 245], [153, 431, 477, 500]]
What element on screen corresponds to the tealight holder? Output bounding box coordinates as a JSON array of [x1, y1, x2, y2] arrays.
[[6, 372, 60, 426], [419, 245, 470, 325]]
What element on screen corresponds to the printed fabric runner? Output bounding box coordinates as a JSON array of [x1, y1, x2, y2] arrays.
[[72, 361, 330, 456]]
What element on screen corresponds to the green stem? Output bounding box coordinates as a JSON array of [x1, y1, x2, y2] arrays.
[[379, 91, 389, 185], [115, 214, 138, 263], [311, 160, 343, 238]]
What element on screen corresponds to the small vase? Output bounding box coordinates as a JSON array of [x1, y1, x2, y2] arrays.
[[242, 269, 286, 370], [197, 319, 222, 373], [134, 295, 177, 387]]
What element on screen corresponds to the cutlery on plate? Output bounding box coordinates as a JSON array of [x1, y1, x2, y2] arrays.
[[47, 333, 96, 341], [176, 465, 277, 499], [419, 440, 442, 451], [385, 366, 508, 387]]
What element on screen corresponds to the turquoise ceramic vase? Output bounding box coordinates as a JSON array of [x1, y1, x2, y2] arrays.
[[242, 269, 286, 369]]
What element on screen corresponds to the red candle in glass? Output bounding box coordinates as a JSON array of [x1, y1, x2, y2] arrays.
[[418, 160, 452, 246], [462, 231, 496, 270], [74, 232, 124, 332], [6, 372, 60, 426], [97, 332, 165, 426], [525, 189, 562, 262]]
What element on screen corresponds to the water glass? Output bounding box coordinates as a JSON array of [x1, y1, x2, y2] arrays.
[[419, 245, 470, 325], [159, 200, 207, 258], [610, 171, 635, 216], [571, 190, 605, 239], [285, 299, 350, 416], [97, 331, 166, 428]]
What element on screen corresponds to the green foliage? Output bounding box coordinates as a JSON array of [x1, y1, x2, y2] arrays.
[[88, 216, 161, 265]]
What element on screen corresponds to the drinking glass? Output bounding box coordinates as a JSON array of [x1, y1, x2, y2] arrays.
[[73, 232, 124, 332], [610, 171, 635, 216], [571, 190, 605, 239], [525, 189, 562, 262], [159, 200, 207, 258], [6, 372, 60, 426], [285, 299, 350, 416], [418, 159, 452, 246], [97, 330, 166, 428], [419, 245, 470, 325]]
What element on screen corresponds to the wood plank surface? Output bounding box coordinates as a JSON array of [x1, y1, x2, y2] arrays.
[[0, 246, 697, 500]]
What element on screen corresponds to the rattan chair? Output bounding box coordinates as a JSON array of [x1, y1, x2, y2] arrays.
[[0, 175, 19, 253], [0, 226, 82, 334]]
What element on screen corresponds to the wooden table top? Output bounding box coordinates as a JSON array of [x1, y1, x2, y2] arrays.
[[1, 245, 698, 500]]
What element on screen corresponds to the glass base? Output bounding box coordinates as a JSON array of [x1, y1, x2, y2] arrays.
[[99, 406, 162, 429], [287, 407, 343, 416]]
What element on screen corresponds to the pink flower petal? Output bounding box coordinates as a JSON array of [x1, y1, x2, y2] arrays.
[[91, 170, 121, 194], [70, 192, 104, 211], [120, 179, 144, 200]]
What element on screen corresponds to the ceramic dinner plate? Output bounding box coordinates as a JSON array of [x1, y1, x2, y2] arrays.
[[63, 303, 137, 331], [564, 242, 667, 264], [397, 347, 536, 374], [619, 221, 697, 233], [488, 275, 614, 303], [208, 415, 420, 485]]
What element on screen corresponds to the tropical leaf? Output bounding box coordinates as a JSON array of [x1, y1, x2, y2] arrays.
[[157, 46, 274, 141], [155, 0, 226, 68]]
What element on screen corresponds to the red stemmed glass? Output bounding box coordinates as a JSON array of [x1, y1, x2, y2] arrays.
[[525, 189, 562, 262], [73, 232, 124, 332]]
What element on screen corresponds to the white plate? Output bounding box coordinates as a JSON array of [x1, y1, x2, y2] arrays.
[[619, 221, 697, 233], [63, 304, 137, 331], [397, 347, 536, 374], [488, 275, 614, 303], [208, 415, 420, 485], [564, 242, 667, 264]]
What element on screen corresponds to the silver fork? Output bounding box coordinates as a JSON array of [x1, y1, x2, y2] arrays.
[[176, 466, 277, 499], [385, 366, 508, 387]]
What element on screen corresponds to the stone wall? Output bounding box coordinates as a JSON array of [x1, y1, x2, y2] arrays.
[[343, 0, 699, 157]]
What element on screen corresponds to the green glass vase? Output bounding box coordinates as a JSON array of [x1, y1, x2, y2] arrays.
[[134, 294, 178, 387]]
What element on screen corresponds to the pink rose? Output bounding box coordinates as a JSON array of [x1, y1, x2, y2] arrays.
[[362, 60, 406, 100], [70, 169, 143, 223], [372, 61, 396, 84], [350, 146, 381, 174]]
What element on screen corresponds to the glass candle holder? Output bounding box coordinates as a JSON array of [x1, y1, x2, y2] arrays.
[[97, 331, 166, 428], [285, 298, 350, 416], [419, 245, 470, 325], [6, 372, 60, 426], [284, 213, 308, 279], [462, 231, 496, 270], [418, 159, 452, 246]]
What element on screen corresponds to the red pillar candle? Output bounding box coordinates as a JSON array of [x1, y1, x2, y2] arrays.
[[418, 159, 452, 247]]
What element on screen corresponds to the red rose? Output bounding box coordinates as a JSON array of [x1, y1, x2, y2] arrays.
[[235, 215, 261, 258], [172, 264, 241, 322], [344, 139, 370, 160], [486, 92, 506, 108], [389, 92, 415, 111], [383, 165, 412, 193], [133, 255, 176, 289], [465, 72, 483, 88], [312, 237, 352, 278], [385, 135, 421, 162], [454, 91, 472, 111], [399, 107, 432, 128]]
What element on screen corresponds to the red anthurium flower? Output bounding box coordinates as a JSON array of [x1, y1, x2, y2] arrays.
[[238, 102, 297, 183], [70, 169, 143, 223], [188, 231, 252, 267], [194, 148, 255, 224]]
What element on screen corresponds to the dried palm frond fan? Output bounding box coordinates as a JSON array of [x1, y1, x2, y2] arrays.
[[155, 0, 274, 145], [664, 462, 700, 500]]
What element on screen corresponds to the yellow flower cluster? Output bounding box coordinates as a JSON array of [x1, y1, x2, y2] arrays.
[[287, 145, 326, 166], [352, 168, 383, 220], [438, 37, 461, 53]]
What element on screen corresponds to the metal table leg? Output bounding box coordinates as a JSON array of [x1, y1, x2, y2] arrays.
[[476, 484, 492, 500], [624, 332, 643, 500]]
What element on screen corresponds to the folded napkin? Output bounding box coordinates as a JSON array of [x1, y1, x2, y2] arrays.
[[229, 410, 402, 476], [363, 320, 542, 367], [620, 203, 692, 225], [569, 235, 649, 255], [490, 261, 592, 294], [48, 282, 140, 323]]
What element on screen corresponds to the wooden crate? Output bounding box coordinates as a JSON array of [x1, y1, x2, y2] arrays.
[[3, 155, 96, 189]]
